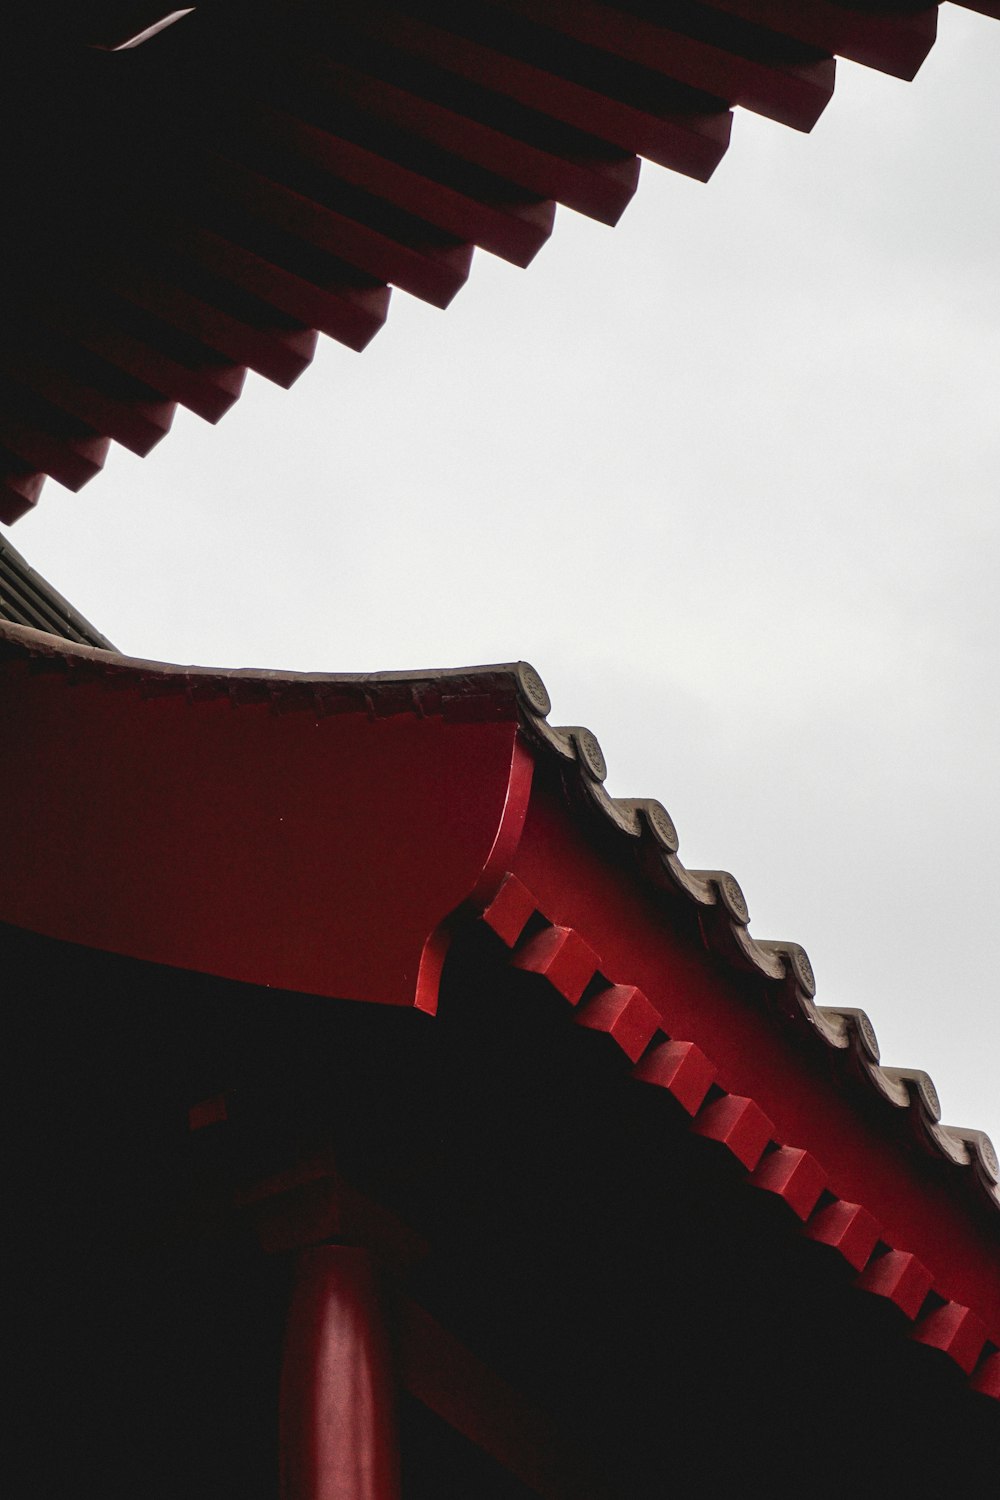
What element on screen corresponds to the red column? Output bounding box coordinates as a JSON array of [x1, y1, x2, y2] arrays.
[[279, 1247, 400, 1500]]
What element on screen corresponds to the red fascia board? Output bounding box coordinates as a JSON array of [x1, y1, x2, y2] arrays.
[[0, 629, 530, 1011], [507, 753, 1000, 1331]]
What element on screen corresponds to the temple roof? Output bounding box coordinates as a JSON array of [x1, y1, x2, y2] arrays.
[[4, 616, 1000, 1401], [2, 0, 998, 522]]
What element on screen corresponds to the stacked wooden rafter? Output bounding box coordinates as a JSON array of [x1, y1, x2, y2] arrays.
[[2, 0, 997, 522]]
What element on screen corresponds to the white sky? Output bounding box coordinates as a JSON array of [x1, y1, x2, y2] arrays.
[[9, 6, 1000, 1146]]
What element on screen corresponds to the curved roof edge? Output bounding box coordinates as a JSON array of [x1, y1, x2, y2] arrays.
[[2, 617, 996, 1218]]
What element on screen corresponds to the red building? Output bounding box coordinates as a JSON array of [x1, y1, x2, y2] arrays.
[[3, 4, 1000, 1493]]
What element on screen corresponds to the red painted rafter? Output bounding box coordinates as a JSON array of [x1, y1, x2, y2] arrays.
[[1, 1, 989, 518], [335, 5, 733, 179], [481, 871, 1000, 1394], [492, 0, 836, 131]]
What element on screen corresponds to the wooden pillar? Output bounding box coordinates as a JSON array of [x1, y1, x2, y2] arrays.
[[279, 1246, 400, 1500]]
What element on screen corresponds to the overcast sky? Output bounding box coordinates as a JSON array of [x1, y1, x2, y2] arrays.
[[9, 6, 1000, 1147]]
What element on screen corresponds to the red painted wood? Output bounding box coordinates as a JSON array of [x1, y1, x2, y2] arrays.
[[101, 257, 318, 388], [692, 1093, 774, 1170], [969, 1348, 1000, 1399], [346, 9, 732, 180], [510, 924, 600, 1004], [0, 402, 109, 491], [195, 153, 474, 311], [573, 982, 659, 1062], [280, 1247, 400, 1500], [750, 1145, 826, 1220], [240, 1160, 429, 1270], [154, 219, 391, 354], [0, 468, 44, 523], [0, 0, 973, 525], [0, 636, 528, 1008], [912, 1300, 988, 1374], [632, 1038, 716, 1116], [280, 48, 640, 226], [187, 1093, 228, 1132], [0, 346, 175, 458], [415, 734, 535, 1013], [804, 1199, 880, 1271], [481, 871, 537, 947], [396, 1297, 616, 1500], [35, 289, 247, 424], [248, 105, 556, 269], [511, 762, 1000, 1333], [707, 0, 936, 81], [494, 0, 836, 131], [857, 1249, 933, 1320]]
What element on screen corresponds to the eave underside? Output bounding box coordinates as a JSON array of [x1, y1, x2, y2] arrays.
[[1, 0, 996, 521], [4, 918, 998, 1494]]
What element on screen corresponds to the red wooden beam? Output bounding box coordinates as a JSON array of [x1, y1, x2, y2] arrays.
[[0, 632, 532, 1011], [396, 1297, 618, 1500]]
